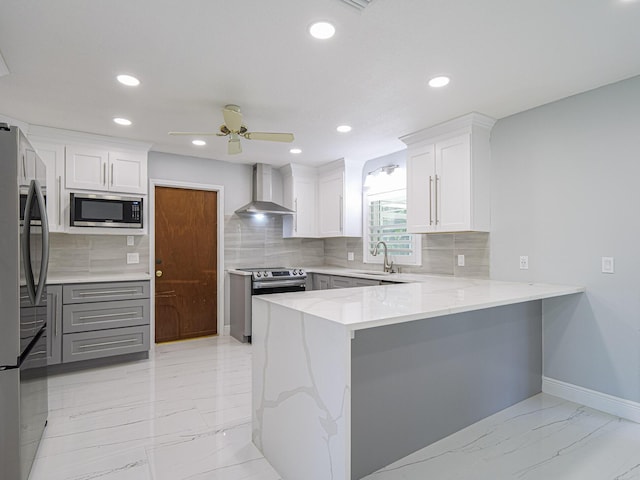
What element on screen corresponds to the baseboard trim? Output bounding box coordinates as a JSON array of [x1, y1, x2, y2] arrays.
[[542, 376, 640, 423], [223, 325, 230, 336]]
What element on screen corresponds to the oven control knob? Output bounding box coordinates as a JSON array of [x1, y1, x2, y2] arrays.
[[292, 270, 297, 275], [256, 272, 262, 278]]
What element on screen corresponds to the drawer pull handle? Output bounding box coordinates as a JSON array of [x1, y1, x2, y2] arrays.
[[77, 338, 138, 350], [78, 311, 139, 321], [77, 289, 140, 296]]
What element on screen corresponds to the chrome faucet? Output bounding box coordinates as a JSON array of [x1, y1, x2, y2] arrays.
[[372, 241, 394, 273]]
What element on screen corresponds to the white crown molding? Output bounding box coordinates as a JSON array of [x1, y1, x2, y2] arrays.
[[400, 112, 496, 146], [28, 124, 152, 151], [542, 376, 640, 424]]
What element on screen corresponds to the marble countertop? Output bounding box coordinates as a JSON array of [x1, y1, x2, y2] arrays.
[[253, 274, 585, 331], [47, 272, 152, 284]]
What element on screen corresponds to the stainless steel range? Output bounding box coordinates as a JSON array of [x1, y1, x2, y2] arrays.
[[229, 267, 307, 343]]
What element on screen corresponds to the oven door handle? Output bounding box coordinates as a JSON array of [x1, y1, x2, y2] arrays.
[[252, 279, 306, 290]]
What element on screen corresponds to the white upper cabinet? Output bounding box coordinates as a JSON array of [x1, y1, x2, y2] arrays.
[[65, 146, 147, 194], [281, 159, 364, 238], [401, 113, 495, 234], [65, 146, 108, 191], [108, 151, 148, 194], [31, 141, 66, 232], [281, 164, 317, 238], [318, 168, 344, 236], [317, 158, 364, 237]]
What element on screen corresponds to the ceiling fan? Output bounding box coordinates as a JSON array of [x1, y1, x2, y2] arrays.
[[168, 104, 295, 155]]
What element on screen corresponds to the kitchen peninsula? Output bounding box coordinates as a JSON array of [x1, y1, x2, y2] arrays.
[[251, 275, 584, 480]]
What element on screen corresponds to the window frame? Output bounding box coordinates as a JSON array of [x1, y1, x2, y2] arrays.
[[363, 187, 421, 266]]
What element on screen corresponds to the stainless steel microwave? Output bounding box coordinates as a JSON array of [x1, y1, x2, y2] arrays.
[[70, 193, 143, 228]]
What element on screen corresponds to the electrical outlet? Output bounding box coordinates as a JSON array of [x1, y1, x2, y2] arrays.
[[347, 252, 355, 261], [127, 252, 139, 264], [519, 256, 529, 270], [127, 235, 135, 246], [601, 256, 614, 274], [457, 254, 465, 267]]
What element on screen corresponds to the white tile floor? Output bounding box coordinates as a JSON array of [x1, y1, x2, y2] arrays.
[[29, 336, 640, 480]]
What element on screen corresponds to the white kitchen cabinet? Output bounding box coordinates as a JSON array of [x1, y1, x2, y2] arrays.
[[281, 164, 318, 238], [32, 141, 66, 232], [317, 158, 365, 237], [65, 146, 147, 194], [402, 113, 495, 234]]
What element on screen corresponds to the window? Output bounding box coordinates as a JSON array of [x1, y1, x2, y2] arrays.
[[364, 188, 421, 266]]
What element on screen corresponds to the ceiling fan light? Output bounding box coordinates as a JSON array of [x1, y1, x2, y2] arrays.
[[337, 125, 352, 133], [290, 148, 302, 154], [192, 139, 206, 146], [309, 21, 336, 40]]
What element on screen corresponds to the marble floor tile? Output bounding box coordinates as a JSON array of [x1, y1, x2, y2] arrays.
[[363, 394, 640, 480], [29, 336, 640, 480]]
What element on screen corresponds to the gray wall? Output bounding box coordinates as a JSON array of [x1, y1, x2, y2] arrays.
[[148, 151, 282, 215], [490, 75, 640, 403]]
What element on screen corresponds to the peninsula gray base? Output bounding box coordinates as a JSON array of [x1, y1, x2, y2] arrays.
[[350, 301, 542, 479]]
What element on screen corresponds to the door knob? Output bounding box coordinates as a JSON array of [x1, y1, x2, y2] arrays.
[[156, 270, 163, 278]]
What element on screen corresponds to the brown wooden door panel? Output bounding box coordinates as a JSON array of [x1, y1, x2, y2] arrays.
[[155, 187, 218, 342]]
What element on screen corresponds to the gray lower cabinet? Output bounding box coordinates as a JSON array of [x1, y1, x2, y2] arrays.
[[46, 285, 63, 365], [313, 274, 332, 290], [52, 280, 151, 364], [63, 326, 149, 363]]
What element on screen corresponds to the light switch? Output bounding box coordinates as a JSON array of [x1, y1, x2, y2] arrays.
[[127, 252, 139, 264], [457, 254, 465, 267], [127, 235, 135, 246], [601, 256, 614, 274], [347, 252, 355, 261]]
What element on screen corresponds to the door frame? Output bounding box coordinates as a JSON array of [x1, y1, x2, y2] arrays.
[[148, 178, 225, 345]]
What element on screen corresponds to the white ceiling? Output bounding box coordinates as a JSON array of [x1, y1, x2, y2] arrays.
[[1, 0, 639, 167]]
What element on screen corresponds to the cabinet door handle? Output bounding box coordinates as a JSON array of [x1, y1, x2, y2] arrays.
[[77, 289, 140, 297], [22, 154, 27, 179], [435, 175, 440, 225], [57, 176, 62, 226], [111, 163, 114, 186], [103, 163, 107, 186], [77, 338, 138, 350], [294, 198, 298, 233], [54, 295, 58, 336], [429, 176, 433, 225]]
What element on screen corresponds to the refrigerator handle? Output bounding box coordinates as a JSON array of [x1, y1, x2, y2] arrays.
[[33, 180, 50, 305], [21, 180, 37, 304], [21, 180, 50, 306]]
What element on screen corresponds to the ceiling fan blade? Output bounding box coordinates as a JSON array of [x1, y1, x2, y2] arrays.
[[222, 105, 243, 132], [243, 132, 294, 143], [168, 131, 218, 136], [228, 138, 242, 155]]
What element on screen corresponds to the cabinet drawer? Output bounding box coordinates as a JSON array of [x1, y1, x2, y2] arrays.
[[62, 326, 149, 363], [352, 278, 381, 287], [330, 276, 354, 289], [63, 299, 149, 333], [63, 281, 150, 304]]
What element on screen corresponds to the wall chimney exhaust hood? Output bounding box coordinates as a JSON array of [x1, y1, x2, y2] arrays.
[[235, 164, 294, 216]]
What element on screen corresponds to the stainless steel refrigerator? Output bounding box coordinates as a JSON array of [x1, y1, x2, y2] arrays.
[[0, 124, 50, 480]]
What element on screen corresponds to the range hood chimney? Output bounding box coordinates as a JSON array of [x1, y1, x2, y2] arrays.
[[235, 164, 294, 216]]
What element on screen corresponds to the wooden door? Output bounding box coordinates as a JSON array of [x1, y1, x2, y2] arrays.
[[154, 187, 218, 342]]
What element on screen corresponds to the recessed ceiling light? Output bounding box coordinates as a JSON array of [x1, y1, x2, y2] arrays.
[[290, 148, 302, 154], [192, 140, 206, 146], [309, 21, 336, 40], [113, 117, 132, 126], [428, 76, 450, 88], [337, 125, 352, 133], [116, 74, 140, 87]]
